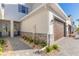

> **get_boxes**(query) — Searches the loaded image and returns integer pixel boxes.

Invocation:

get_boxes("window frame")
[18,4,28,14]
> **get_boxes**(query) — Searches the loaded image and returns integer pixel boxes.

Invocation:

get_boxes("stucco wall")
[21,7,49,34]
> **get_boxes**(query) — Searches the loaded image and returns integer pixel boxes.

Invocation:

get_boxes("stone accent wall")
[21,32,47,42]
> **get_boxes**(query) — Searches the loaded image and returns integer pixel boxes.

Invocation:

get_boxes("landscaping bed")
[22,36,47,49]
[35,43,60,56]
[0,38,7,55]
[22,36,60,55]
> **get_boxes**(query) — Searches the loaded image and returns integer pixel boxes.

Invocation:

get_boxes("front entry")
[14,21,20,36]
[0,20,10,37]
[0,20,20,37]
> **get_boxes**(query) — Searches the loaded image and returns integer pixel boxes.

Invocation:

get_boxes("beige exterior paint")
[21,6,49,34]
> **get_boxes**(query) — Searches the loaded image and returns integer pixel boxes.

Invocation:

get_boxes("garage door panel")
[54,20,64,41]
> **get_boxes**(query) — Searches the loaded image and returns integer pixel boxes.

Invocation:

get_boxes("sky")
[59,3,79,27]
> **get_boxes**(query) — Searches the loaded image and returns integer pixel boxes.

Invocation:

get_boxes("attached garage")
[54,17,66,41]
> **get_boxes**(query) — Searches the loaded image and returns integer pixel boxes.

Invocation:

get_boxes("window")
[18,4,28,14]
[1,4,5,8]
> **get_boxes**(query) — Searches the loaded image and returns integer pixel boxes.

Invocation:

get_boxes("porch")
[0,20,20,37]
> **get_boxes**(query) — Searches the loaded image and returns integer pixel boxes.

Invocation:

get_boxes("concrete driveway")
[56,37,79,56]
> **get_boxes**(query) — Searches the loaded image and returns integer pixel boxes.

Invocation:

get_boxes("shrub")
[0,40,5,46]
[0,47,3,52]
[0,47,3,55]
[45,44,60,53]
[40,41,47,47]
[45,46,52,53]
[52,44,59,50]
[34,39,39,45]
[22,36,27,40]
[29,37,33,43]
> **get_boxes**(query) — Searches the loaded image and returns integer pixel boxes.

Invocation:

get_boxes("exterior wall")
[66,16,73,36]
[21,7,49,41]
[47,4,67,45]
[31,3,42,11]
[25,3,42,13]
[4,4,26,21]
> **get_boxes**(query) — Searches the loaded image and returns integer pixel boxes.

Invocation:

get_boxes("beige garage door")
[54,20,64,41]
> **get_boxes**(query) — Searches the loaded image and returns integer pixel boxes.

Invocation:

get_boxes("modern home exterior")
[0,3,73,45]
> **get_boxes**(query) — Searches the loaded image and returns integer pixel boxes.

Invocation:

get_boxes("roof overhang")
[47,3,68,20]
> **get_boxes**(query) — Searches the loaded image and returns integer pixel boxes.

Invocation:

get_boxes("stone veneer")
[21,32,47,42]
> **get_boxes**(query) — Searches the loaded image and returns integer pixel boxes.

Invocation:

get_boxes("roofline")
[20,3,68,22]
[20,4,46,21]
[55,3,68,18]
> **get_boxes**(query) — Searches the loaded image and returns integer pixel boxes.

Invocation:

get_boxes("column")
[47,11,54,46]
[66,20,69,37]
[10,20,14,38]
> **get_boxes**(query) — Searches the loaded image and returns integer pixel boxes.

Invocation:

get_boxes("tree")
[76,25,79,32]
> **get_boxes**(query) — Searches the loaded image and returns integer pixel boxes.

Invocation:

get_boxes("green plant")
[34,39,39,45]
[45,46,52,53]
[40,41,47,47]
[0,47,3,52]
[45,44,60,53]
[0,47,3,55]
[76,27,79,32]
[29,37,33,43]
[52,44,59,50]
[0,40,5,46]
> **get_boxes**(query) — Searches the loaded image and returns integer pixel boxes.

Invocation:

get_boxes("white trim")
[10,20,14,38]
[47,11,54,46]
[20,4,46,21]
[53,13,66,22]
[55,4,68,18]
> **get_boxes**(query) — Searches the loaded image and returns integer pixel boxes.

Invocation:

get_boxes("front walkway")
[55,37,79,56]
[4,37,41,56]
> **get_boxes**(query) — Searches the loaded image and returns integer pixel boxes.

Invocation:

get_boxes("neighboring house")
[66,15,75,36]
[0,3,73,45]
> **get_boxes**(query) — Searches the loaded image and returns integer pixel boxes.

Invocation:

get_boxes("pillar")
[47,11,54,46]
[10,20,14,38]
[66,20,69,37]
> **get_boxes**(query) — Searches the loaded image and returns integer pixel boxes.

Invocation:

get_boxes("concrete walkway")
[8,37,32,51]
[5,37,41,56]
[55,37,79,56]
